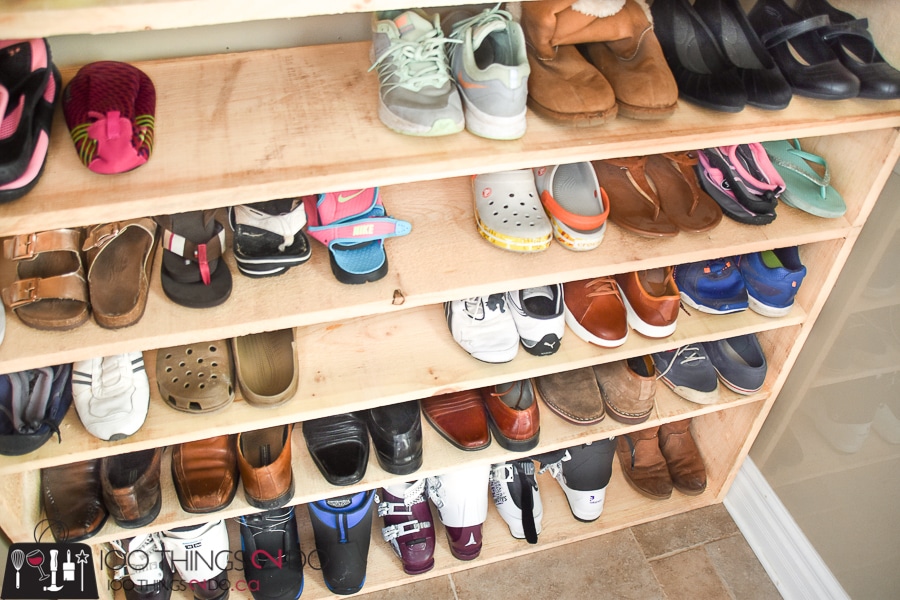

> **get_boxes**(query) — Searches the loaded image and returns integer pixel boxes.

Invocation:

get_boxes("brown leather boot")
[581,0,678,119]
[659,418,707,495]
[616,426,673,499]
[519,0,618,124]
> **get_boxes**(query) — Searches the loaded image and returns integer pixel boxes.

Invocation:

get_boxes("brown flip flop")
[82,218,158,329]
[592,157,678,237]
[645,152,723,233]
[232,328,299,408]
[156,340,235,413]
[1,229,90,330]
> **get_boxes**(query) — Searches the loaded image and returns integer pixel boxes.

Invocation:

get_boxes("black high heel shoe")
[650,0,746,112]
[747,0,859,100]
[692,0,792,110]
[796,0,900,99]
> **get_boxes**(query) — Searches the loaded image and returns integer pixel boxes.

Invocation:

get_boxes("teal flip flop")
[763,139,847,218]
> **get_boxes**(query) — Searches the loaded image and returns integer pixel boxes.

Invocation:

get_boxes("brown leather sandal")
[592,157,678,238]
[83,218,158,329]
[1,229,90,330]
[645,152,723,233]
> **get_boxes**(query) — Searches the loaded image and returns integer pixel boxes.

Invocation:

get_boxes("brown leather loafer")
[421,390,491,451]
[563,277,629,347]
[41,459,108,541]
[101,447,163,528]
[616,427,673,499]
[238,424,294,509]
[535,367,605,425]
[482,379,540,451]
[659,418,707,495]
[172,434,239,513]
[615,267,680,338]
[594,356,657,424]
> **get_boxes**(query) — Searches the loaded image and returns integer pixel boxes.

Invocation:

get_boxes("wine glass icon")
[26,549,50,581]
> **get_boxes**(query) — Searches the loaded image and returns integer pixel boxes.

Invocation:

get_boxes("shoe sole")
[520,333,562,357]
[712,368,763,396]
[378,97,464,137]
[619,292,677,338]
[475,212,552,253]
[747,294,792,318]
[602,398,652,425]
[486,416,539,452]
[461,96,527,141]
[658,375,720,405]
[679,291,747,315]
[115,492,163,529]
[563,308,628,348]
[245,477,294,510]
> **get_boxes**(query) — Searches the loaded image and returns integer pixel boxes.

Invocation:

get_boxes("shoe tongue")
[521,286,553,303]
[394,10,436,42]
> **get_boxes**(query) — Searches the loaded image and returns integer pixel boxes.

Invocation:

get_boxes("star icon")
[75,550,89,565]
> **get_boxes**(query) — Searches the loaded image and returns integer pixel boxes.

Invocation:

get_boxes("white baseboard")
[723,458,850,600]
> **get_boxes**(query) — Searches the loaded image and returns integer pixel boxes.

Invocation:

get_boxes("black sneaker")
[239,507,304,600]
[307,490,375,595]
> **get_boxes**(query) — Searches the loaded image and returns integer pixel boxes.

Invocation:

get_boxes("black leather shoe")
[364,400,423,476]
[796,0,900,99]
[239,507,304,600]
[302,413,369,486]
[692,0,792,110]
[650,0,747,112]
[748,0,859,100]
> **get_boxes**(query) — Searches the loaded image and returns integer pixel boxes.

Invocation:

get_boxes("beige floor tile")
[452,529,664,600]
[362,574,457,600]
[650,546,733,600]
[706,534,782,600]
[631,503,739,559]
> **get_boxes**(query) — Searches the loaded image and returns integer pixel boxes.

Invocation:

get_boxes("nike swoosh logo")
[457,71,486,90]
[337,189,366,203]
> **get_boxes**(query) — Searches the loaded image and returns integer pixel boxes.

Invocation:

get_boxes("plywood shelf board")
[3,41,900,237]
[0,173,841,374]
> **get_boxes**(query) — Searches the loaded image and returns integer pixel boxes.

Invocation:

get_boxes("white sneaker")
[473,170,552,253]
[161,520,230,596]
[538,439,616,523]
[533,163,608,251]
[507,285,565,356]
[427,463,489,560]
[445,294,519,363]
[72,352,149,441]
[110,532,172,594]
[490,459,542,542]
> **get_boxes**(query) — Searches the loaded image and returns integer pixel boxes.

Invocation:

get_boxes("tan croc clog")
[156,340,234,413]
[82,218,158,329]
[1,228,90,330]
[232,328,299,408]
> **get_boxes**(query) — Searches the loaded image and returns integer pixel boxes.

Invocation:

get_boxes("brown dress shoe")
[482,379,540,451]
[659,418,707,495]
[535,367,605,425]
[41,459,108,541]
[563,277,629,347]
[616,427,673,499]
[594,356,656,424]
[581,0,678,120]
[615,267,680,338]
[101,447,163,528]
[172,434,239,513]
[421,390,491,451]
[238,424,294,509]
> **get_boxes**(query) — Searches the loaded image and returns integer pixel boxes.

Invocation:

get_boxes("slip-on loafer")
[364,400,423,476]
[172,434,240,513]
[238,424,295,509]
[303,413,369,486]
[41,458,108,542]
[101,447,163,528]
[482,379,540,452]
[420,390,491,451]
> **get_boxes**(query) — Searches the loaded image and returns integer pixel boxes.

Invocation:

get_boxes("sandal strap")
[83,218,157,252]
[2,272,89,309]
[3,229,82,261]
[161,221,226,286]
[540,187,609,232]
[760,14,830,49]
[659,152,704,215]
[821,18,873,43]
[604,156,661,219]
[231,201,307,250]
[768,140,831,197]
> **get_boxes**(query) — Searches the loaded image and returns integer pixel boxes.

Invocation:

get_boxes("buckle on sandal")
[3,278,40,308]
[83,223,121,251]
[4,233,38,260]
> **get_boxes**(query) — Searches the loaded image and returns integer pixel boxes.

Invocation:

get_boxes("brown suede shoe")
[238,424,294,509]
[172,434,239,513]
[616,427,673,499]
[581,0,678,120]
[101,447,163,528]
[421,389,491,451]
[615,267,680,338]
[659,418,707,495]
[482,379,540,451]
[41,459,108,542]
[594,356,656,424]
[520,0,618,124]
[535,367,605,425]
[563,276,629,347]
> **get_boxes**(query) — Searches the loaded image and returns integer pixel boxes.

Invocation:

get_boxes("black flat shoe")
[692,0,792,110]
[796,0,900,99]
[302,413,369,486]
[364,400,423,476]
[747,0,859,100]
[650,0,746,112]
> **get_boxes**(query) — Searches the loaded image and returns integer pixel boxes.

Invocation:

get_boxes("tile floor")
[364,503,782,600]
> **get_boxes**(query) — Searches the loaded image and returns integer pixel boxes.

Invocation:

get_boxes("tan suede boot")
[581,0,678,119]
[519,0,619,125]
[658,418,708,495]
[616,426,673,499]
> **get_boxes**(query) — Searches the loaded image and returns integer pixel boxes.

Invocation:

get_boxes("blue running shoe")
[702,334,767,394]
[307,490,376,596]
[738,247,806,317]
[652,345,719,405]
[674,258,748,314]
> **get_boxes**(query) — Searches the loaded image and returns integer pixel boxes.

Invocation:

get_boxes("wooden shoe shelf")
[1,2,899,598]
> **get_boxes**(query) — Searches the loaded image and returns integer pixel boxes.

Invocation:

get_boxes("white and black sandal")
[229,198,311,278]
